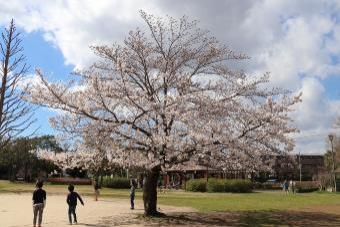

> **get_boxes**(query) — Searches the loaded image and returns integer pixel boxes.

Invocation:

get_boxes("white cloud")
[0,0,339,154]
[291,78,340,154]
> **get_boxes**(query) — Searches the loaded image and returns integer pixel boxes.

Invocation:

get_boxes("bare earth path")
[3,193,340,226]
[0,193,194,227]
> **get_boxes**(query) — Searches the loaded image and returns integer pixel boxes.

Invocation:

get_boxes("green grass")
[158,190,340,212]
[1,180,340,213]
[3,180,340,225]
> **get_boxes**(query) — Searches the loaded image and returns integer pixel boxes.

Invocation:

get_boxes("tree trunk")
[143,165,161,216]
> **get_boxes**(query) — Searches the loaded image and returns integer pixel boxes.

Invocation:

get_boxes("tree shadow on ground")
[137,210,340,226]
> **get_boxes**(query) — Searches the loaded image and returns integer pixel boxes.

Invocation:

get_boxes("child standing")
[32,180,46,227]
[130,179,137,210]
[66,184,84,225]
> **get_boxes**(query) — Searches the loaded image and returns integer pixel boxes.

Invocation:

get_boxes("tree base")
[143,165,161,216]
[143,211,166,217]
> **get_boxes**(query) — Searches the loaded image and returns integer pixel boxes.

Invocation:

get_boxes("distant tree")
[323,135,340,189]
[324,150,335,171]
[31,135,63,153]
[324,135,340,169]
[0,136,60,181]
[0,19,35,148]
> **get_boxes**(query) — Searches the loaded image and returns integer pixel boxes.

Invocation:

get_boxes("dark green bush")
[207,178,224,192]
[186,178,252,193]
[223,179,252,193]
[102,177,130,189]
[227,179,252,193]
[186,178,207,192]
[296,188,319,193]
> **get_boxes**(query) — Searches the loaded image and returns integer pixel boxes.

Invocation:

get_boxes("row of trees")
[0,136,60,181]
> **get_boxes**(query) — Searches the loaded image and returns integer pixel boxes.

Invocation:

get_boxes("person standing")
[94,179,100,201]
[32,180,46,227]
[289,180,296,194]
[130,179,137,210]
[66,184,84,225]
[283,180,289,194]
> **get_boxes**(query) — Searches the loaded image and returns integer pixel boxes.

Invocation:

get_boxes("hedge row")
[102,177,130,189]
[253,180,320,192]
[186,178,252,193]
[47,177,92,185]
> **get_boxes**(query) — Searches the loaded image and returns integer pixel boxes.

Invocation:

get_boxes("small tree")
[324,135,340,189]
[27,12,300,216]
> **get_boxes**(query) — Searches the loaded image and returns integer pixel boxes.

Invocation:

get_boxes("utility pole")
[329,134,336,192]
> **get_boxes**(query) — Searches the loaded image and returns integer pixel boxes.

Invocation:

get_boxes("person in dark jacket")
[130,179,137,210]
[32,180,46,227]
[66,184,84,225]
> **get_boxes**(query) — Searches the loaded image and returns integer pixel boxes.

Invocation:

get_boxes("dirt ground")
[0,193,194,227]
[2,193,340,226]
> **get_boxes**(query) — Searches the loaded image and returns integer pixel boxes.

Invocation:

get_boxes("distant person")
[142,177,146,189]
[157,177,165,193]
[139,176,144,189]
[94,179,100,201]
[130,179,137,210]
[32,180,46,227]
[283,180,289,194]
[289,180,296,194]
[67,184,84,225]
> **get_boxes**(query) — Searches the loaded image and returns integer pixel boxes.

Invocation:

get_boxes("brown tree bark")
[143,165,161,216]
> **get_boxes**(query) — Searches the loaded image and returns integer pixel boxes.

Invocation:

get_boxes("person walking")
[32,180,46,227]
[66,184,84,225]
[130,179,137,210]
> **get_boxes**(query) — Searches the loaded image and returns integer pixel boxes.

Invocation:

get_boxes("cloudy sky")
[0,0,339,154]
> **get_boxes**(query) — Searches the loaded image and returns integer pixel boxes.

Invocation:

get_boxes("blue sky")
[0,0,340,154]
[323,76,340,100]
[21,31,73,136]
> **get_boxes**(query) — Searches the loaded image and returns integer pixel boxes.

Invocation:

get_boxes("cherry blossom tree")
[35,126,118,181]
[26,11,301,216]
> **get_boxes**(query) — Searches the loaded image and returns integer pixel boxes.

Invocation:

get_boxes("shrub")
[261,183,283,190]
[102,177,130,189]
[186,178,252,193]
[224,179,252,193]
[295,181,320,193]
[186,179,207,192]
[252,181,262,189]
[47,177,92,185]
[207,179,224,192]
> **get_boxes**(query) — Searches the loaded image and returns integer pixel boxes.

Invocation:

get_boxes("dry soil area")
[0,193,194,227]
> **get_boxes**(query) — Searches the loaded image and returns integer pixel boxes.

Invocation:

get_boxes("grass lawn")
[158,190,340,212]
[2,180,340,226]
[1,180,340,212]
